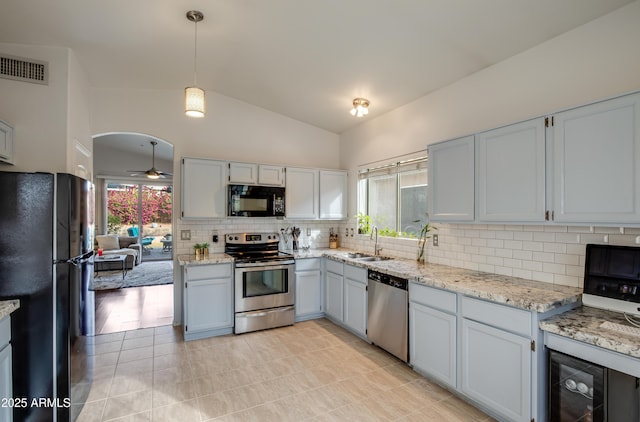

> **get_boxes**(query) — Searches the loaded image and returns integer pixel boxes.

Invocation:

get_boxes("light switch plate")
[180,230,191,240]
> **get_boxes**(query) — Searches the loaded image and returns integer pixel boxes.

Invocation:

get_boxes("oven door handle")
[235,261,295,270]
[238,306,295,318]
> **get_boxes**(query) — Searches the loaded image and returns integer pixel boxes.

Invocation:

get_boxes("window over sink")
[358,155,428,237]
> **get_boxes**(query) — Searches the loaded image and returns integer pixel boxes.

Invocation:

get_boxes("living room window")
[357,155,428,237]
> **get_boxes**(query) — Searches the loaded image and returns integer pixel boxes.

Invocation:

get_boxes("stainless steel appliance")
[0,172,95,422]
[228,184,285,217]
[225,233,295,333]
[367,270,408,362]
[549,350,639,421]
[582,243,640,316]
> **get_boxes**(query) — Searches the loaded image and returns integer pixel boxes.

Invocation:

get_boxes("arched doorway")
[92,132,175,334]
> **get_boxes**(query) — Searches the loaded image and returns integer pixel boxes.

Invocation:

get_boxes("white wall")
[90,88,340,170]
[338,1,640,288]
[67,50,93,178]
[0,43,70,173]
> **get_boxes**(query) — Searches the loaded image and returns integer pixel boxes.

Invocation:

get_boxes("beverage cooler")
[548,350,640,421]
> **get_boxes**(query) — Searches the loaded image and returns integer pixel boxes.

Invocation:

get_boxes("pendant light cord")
[193,18,198,86]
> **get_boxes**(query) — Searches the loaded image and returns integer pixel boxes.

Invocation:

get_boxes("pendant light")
[185,10,205,118]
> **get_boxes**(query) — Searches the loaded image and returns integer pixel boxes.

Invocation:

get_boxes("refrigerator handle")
[55,250,94,266]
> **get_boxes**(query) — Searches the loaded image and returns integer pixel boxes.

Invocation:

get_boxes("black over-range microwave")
[228,184,285,217]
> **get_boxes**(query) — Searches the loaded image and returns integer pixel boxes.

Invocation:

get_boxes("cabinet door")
[286,167,319,219]
[0,344,12,422]
[461,318,531,422]
[476,119,546,222]
[319,170,347,219]
[324,271,343,321]
[344,277,367,337]
[0,120,13,164]
[184,267,233,333]
[259,165,285,186]
[552,92,640,224]
[229,162,258,184]
[428,136,475,222]
[181,158,227,218]
[410,302,457,388]
[295,270,322,319]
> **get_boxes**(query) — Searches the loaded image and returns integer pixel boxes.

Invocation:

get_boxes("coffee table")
[94,254,128,280]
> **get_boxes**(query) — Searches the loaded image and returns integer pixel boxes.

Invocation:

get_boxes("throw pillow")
[96,235,119,251]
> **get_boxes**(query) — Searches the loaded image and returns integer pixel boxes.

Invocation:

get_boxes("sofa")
[95,235,142,270]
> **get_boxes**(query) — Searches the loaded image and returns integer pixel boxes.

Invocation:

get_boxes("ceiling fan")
[128,140,172,179]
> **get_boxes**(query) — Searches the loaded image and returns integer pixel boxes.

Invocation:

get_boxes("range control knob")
[228,236,233,241]
[234,236,239,240]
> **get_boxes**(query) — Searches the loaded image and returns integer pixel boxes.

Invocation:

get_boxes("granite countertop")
[177,247,581,314]
[177,253,234,266]
[540,306,640,358]
[319,249,581,313]
[0,300,20,320]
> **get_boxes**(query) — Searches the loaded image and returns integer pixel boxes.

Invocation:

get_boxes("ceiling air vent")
[0,54,48,85]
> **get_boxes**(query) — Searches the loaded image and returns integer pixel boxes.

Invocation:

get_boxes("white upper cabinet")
[550,92,640,224]
[319,170,347,220]
[476,119,546,222]
[229,162,285,186]
[286,167,319,219]
[428,136,475,222]
[228,162,257,184]
[181,158,227,218]
[0,120,14,165]
[258,165,285,186]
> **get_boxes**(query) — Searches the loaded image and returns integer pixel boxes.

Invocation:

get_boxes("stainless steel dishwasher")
[367,270,408,362]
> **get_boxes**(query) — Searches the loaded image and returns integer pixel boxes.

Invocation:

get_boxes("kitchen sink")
[357,256,392,261]
[345,252,371,259]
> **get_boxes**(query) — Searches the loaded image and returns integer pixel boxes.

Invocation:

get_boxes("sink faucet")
[370,226,382,256]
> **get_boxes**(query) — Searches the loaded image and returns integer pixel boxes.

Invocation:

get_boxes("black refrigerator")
[0,171,95,422]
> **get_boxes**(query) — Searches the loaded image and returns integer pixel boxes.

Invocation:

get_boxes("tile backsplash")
[177,218,640,289]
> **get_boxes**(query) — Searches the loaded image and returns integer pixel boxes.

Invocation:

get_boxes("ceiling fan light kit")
[128,140,172,179]
[185,10,205,118]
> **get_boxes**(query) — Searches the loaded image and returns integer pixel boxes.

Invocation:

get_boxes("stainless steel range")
[225,233,295,334]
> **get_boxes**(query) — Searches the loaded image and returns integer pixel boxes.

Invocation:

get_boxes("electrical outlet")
[180,230,191,240]
[212,230,219,243]
[433,234,439,246]
[306,228,311,236]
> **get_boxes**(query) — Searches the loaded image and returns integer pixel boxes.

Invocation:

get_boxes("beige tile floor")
[75,319,495,421]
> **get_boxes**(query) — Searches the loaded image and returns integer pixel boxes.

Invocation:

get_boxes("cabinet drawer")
[410,282,457,314]
[186,264,232,280]
[295,258,321,272]
[325,259,343,275]
[461,296,531,337]
[0,316,10,348]
[344,264,367,283]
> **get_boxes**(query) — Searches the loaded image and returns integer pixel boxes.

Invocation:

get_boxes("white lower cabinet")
[183,263,233,341]
[343,264,367,338]
[295,258,323,321]
[409,283,457,389]
[324,261,344,322]
[461,297,533,422]
[323,259,368,338]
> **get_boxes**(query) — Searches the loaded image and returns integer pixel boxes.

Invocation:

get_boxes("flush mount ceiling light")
[350,98,370,117]
[185,10,205,118]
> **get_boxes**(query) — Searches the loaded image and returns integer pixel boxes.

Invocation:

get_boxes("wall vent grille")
[0,54,48,85]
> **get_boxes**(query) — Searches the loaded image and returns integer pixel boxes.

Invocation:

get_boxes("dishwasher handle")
[368,270,408,290]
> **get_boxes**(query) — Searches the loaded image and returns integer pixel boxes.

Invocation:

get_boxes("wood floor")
[94,284,174,335]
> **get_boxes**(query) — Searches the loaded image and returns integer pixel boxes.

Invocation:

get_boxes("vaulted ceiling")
[0,0,634,133]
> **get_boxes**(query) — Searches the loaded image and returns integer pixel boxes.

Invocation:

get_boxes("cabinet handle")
[545,210,549,221]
